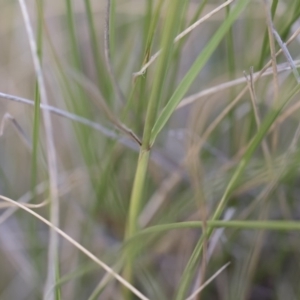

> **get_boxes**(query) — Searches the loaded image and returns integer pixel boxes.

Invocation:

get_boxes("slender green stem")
[84,0,112,100]
[123,1,184,298]
[125,150,150,237]
[109,0,116,59]
[257,0,278,69]
[130,220,300,239]
[142,0,183,149]
[225,1,237,154]
[31,0,43,201]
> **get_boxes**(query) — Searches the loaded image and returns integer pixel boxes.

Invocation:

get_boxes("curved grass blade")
[129,220,300,241]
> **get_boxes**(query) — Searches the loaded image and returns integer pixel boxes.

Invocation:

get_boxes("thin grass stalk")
[257,0,278,69]
[244,68,272,168]
[130,219,300,241]
[134,0,233,78]
[259,0,300,70]
[185,262,231,300]
[31,0,43,196]
[164,1,189,102]
[65,0,81,70]
[225,1,237,155]
[119,1,155,125]
[0,195,149,300]
[27,0,46,286]
[55,2,104,208]
[104,0,125,104]
[137,0,163,118]
[17,1,60,299]
[83,0,112,99]
[109,0,116,59]
[123,1,184,297]
[238,199,270,299]
[263,0,279,151]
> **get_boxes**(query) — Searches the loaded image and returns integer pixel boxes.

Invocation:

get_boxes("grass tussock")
[0,0,300,299]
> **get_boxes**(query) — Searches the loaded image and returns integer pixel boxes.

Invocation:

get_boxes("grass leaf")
[150,0,250,145]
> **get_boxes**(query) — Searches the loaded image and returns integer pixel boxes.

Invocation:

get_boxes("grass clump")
[0,1,300,299]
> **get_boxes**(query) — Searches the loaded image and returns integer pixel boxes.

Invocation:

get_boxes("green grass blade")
[257,0,278,69]
[131,220,300,240]
[31,0,43,194]
[29,0,47,289]
[150,0,250,145]
[142,0,160,62]
[142,0,185,149]
[83,0,112,100]
[122,0,163,129]
[109,0,116,60]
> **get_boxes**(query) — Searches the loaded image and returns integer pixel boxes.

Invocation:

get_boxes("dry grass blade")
[271,100,300,131]
[0,92,182,175]
[133,0,234,77]
[244,68,271,167]
[0,182,48,225]
[185,262,231,300]
[175,0,234,42]
[0,199,48,209]
[87,261,123,300]
[239,121,300,221]
[0,92,141,148]
[191,27,300,155]
[17,1,59,298]
[0,194,149,300]
[69,71,141,145]
[0,112,31,149]
[0,171,82,227]
[263,0,300,83]
[138,170,182,227]
[272,29,300,83]
[177,60,300,109]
